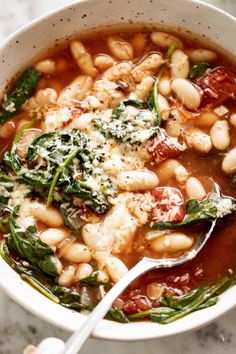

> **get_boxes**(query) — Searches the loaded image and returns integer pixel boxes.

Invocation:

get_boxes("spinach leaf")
[0,68,41,125]
[147,79,161,126]
[79,270,110,287]
[111,99,147,120]
[128,274,236,324]
[60,202,85,233]
[151,195,236,229]
[189,63,211,79]
[106,307,129,323]
[8,208,59,276]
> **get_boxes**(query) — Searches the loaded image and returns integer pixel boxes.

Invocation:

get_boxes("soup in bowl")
[0,0,236,340]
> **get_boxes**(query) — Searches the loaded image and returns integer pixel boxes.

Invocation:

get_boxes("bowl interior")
[0,0,236,340]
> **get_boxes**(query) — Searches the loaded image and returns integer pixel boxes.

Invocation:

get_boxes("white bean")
[35,59,56,74]
[94,54,115,71]
[74,263,93,281]
[105,256,128,283]
[135,76,155,100]
[170,49,190,79]
[174,165,189,183]
[28,202,64,227]
[187,49,217,63]
[159,75,171,96]
[58,265,75,287]
[151,31,183,48]
[107,35,133,60]
[210,120,230,151]
[146,283,164,300]
[117,170,159,191]
[197,111,219,127]
[150,232,193,252]
[35,88,57,107]
[156,159,181,181]
[103,61,132,81]
[187,128,212,154]
[185,177,206,200]
[132,53,165,82]
[70,40,98,78]
[96,270,109,283]
[158,94,170,120]
[230,113,236,128]
[171,78,201,110]
[63,242,91,263]
[39,228,69,246]
[165,110,182,137]
[57,75,93,106]
[222,148,236,174]
[132,33,147,55]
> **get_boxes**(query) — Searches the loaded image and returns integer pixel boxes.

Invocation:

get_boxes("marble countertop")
[0,0,236,353]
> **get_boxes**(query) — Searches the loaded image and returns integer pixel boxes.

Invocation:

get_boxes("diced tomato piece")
[146,131,186,165]
[197,67,236,107]
[150,187,185,222]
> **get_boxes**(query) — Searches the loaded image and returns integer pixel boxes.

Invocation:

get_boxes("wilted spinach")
[151,195,236,229]
[0,68,41,125]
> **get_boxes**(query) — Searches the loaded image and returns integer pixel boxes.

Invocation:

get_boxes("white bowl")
[0,0,236,341]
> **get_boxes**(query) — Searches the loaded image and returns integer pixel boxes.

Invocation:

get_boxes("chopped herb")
[189,63,211,79]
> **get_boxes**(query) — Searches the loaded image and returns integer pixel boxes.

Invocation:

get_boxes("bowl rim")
[0,0,236,341]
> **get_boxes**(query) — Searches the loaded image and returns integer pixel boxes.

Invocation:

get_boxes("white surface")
[0,0,236,353]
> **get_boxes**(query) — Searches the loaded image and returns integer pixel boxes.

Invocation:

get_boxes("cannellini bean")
[197,111,219,127]
[35,59,56,74]
[146,283,165,300]
[156,159,181,181]
[63,242,91,263]
[135,76,155,100]
[39,228,69,246]
[222,148,236,174]
[58,265,75,287]
[57,75,93,106]
[175,165,189,184]
[170,49,190,79]
[117,170,159,191]
[158,94,170,120]
[102,61,133,81]
[151,31,183,48]
[74,263,93,281]
[132,53,165,82]
[210,120,230,151]
[27,202,64,227]
[105,256,128,283]
[97,270,109,283]
[16,128,42,159]
[187,48,217,63]
[159,74,171,96]
[214,105,229,117]
[171,78,201,110]
[150,232,193,252]
[185,177,206,200]
[131,33,147,55]
[165,116,182,138]
[70,40,98,78]
[107,35,133,60]
[94,54,115,71]
[35,88,58,107]
[0,120,16,139]
[187,128,212,154]
[230,113,236,128]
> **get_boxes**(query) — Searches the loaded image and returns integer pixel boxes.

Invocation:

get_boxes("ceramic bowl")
[0,0,236,341]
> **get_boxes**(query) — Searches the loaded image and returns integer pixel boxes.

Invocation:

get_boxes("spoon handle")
[64,258,154,354]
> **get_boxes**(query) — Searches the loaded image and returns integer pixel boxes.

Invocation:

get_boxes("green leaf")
[189,63,211,79]
[160,287,206,310]
[79,270,110,287]
[147,79,161,126]
[151,195,236,229]
[60,202,85,233]
[0,68,41,125]
[106,307,129,323]
[8,208,59,276]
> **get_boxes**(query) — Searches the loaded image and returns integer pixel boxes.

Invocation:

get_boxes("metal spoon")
[36,182,221,354]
